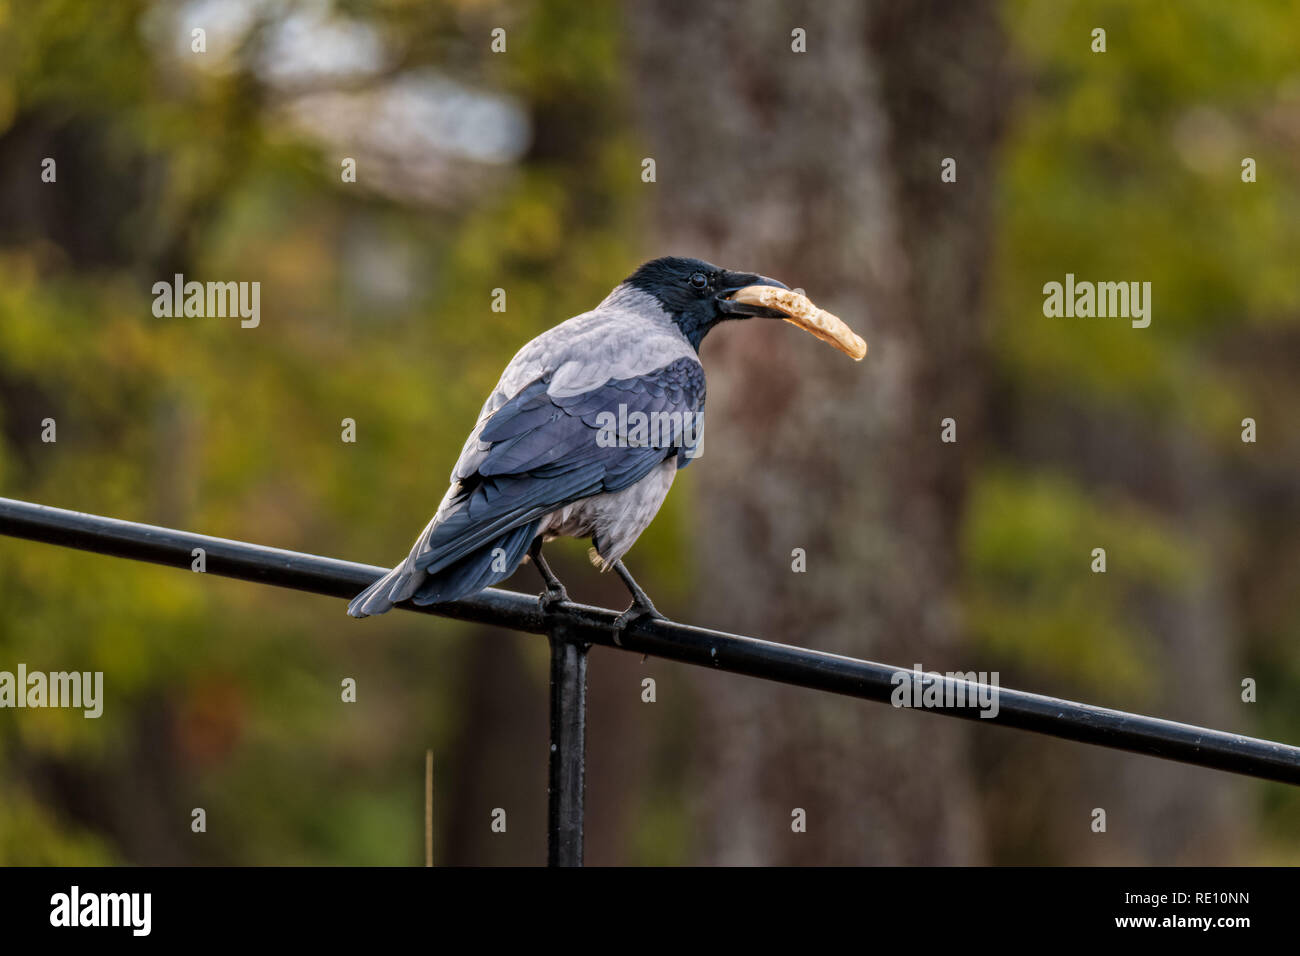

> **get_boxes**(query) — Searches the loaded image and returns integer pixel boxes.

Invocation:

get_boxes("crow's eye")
[689,272,708,290]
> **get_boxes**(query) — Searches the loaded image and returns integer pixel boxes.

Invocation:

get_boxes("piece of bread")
[730,286,867,361]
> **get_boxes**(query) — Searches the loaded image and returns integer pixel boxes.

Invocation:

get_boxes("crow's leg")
[528,538,569,610]
[612,559,664,629]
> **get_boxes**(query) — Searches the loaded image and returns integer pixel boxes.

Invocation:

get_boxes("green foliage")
[0,790,112,865]
[962,468,1196,697]
[988,0,1300,859]
[0,0,663,865]
[997,0,1300,417]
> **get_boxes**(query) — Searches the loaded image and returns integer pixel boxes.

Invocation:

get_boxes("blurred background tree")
[0,0,1296,864]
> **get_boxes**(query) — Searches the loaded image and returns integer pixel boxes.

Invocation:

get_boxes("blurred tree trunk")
[627,0,1006,863]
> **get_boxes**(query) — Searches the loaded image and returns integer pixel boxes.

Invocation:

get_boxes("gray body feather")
[348,286,705,617]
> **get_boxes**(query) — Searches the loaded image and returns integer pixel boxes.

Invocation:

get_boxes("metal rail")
[3,495,1298,866]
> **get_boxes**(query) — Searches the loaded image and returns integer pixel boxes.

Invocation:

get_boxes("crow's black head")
[625,256,789,350]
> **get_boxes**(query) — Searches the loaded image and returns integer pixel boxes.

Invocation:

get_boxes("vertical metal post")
[546,625,588,867]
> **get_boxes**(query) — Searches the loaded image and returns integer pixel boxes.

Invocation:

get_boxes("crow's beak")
[716,273,789,319]
[720,279,867,360]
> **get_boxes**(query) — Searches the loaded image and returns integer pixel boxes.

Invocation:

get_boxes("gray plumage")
[347,285,704,617]
[349,256,797,620]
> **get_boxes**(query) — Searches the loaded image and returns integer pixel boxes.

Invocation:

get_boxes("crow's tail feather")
[411,520,537,605]
[347,520,540,618]
[347,563,408,618]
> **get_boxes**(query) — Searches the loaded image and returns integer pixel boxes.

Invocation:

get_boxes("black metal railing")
[3,495,1299,866]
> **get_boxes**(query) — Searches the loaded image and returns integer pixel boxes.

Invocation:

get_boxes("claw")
[539,586,569,613]
[613,598,664,631]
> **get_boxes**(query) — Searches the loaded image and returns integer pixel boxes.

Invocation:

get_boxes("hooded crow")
[348,256,865,625]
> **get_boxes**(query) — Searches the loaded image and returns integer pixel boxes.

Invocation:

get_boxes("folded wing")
[347,352,705,615]
[413,354,705,577]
